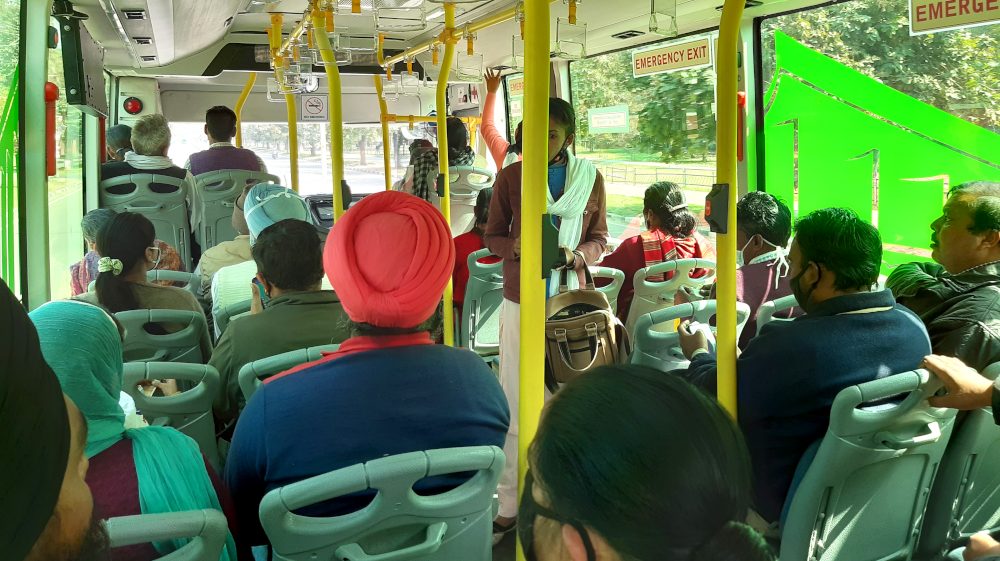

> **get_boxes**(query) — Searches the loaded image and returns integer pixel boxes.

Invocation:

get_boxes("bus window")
[569,34,718,252]
[47,20,85,300]
[760,0,1000,272]
[0,0,19,294]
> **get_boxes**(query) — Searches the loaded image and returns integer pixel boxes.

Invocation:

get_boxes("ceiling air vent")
[612,30,646,40]
[140,55,157,62]
[133,36,152,45]
[122,9,147,20]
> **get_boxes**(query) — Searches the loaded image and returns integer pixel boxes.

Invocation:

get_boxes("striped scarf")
[641,229,680,282]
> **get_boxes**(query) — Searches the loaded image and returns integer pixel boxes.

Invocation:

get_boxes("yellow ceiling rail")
[373,74,393,192]
[437,2,458,348]
[714,0,747,418]
[383,0,559,67]
[234,72,257,148]
[312,6,347,220]
[517,0,550,559]
[383,114,480,124]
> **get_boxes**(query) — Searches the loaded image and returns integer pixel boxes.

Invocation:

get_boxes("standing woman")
[75,211,203,318]
[599,182,713,322]
[484,97,608,541]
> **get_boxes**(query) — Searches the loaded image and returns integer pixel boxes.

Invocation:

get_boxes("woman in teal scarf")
[30,300,239,561]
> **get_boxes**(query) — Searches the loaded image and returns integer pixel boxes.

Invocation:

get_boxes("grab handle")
[877,421,941,450]
[334,522,446,561]
[124,204,164,212]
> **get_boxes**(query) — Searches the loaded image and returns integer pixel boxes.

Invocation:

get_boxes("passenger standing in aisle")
[483,97,608,541]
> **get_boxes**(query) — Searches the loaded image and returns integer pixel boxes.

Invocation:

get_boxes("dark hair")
[794,207,882,290]
[644,182,696,238]
[507,121,523,155]
[530,366,773,561]
[474,187,494,226]
[951,181,1000,234]
[446,117,469,154]
[549,98,576,136]
[205,105,238,141]
[106,124,132,152]
[737,191,792,247]
[251,219,325,291]
[95,212,155,313]
[81,208,117,244]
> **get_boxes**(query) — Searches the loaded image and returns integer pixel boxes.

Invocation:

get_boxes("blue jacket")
[225,336,510,544]
[682,290,930,521]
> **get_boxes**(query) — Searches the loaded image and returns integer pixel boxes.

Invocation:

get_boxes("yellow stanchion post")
[313,7,347,220]
[437,2,458,347]
[234,72,257,148]
[517,0,549,559]
[285,90,299,192]
[714,0,746,417]
[373,75,392,191]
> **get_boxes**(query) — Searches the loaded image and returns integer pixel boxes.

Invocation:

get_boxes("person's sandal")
[493,519,517,546]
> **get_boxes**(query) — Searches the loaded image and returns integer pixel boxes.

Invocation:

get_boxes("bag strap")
[553,323,606,374]
[557,262,597,293]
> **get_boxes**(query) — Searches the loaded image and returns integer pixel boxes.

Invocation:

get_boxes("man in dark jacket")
[887,181,1000,371]
[678,207,931,522]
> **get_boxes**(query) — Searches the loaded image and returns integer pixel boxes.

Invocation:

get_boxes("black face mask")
[790,261,820,313]
[518,471,596,561]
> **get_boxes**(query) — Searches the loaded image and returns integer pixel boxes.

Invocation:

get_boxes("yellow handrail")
[383,0,560,67]
[383,114,481,125]
[714,0,746,417]
[313,7,346,219]
[373,75,392,191]
[517,0,549,559]
[437,3,458,348]
[285,92,299,191]
[234,72,257,148]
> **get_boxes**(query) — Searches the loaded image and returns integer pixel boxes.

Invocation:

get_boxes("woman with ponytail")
[76,211,203,319]
[599,181,715,322]
[519,365,775,561]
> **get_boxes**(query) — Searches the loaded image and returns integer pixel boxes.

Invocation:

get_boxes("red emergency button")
[123,97,143,115]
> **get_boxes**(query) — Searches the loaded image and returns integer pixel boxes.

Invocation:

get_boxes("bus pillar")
[437,2,458,348]
[713,0,747,418]
[313,7,346,220]
[517,0,551,559]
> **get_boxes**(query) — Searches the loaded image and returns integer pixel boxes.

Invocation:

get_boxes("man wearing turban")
[0,278,110,560]
[225,192,510,544]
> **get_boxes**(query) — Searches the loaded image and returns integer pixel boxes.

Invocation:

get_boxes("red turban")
[325,191,455,328]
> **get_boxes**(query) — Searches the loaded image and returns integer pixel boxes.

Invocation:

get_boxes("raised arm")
[482,69,511,171]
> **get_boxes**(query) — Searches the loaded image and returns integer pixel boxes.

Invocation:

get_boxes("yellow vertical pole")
[271,13,299,191]
[373,75,392,191]
[714,0,746,417]
[517,0,549,559]
[438,3,458,347]
[313,7,346,219]
[234,72,257,148]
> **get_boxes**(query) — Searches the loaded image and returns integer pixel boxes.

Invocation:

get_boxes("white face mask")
[147,246,162,269]
[736,237,754,268]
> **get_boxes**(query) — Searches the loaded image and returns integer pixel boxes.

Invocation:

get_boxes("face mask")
[518,471,596,561]
[147,246,162,270]
[548,141,570,167]
[790,261,820,313]
[736,237,754,268]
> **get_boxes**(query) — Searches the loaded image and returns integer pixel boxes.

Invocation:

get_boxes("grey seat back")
[213,299,252,341]
[259,446,505,561]
[106,509,229,561]
[123,362,221,469]
[757,294,798,335]
[629,300,750,373]
[194,170,279,250]
[445,166,495,235]
[238,344,341,403]
[99,174,192,270]
[917,362,1000,558]
[590,266,626,316]
[115,309,212,364]
[779,370,958,561]
[624,258,717,339]
[459,248,503,356]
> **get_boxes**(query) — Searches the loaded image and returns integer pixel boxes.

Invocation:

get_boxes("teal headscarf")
[244,183,310,246]
[30,300,237,561]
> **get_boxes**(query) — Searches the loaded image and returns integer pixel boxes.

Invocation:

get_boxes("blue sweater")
[225,338,510,544]
[682,289,930,521]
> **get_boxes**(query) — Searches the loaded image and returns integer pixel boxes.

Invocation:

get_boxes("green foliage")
[761,0,1000,130]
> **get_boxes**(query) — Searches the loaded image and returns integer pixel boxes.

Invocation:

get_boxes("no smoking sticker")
[300,94,328,121]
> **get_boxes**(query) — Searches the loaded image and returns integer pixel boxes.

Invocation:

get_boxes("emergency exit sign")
[632,37,712,78]
[910,0,1000,34]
